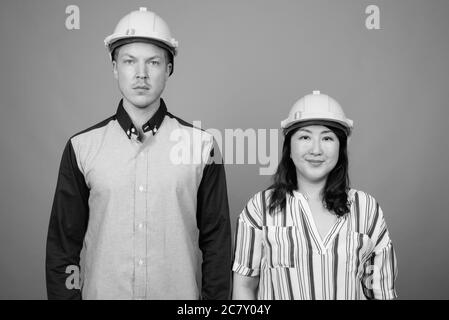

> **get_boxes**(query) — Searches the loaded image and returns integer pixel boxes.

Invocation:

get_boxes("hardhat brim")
[109,37,176,58]
[283,119,351,137]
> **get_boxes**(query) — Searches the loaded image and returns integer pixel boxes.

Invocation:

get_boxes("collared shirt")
[46,99,231,300]
[233,189,398,300]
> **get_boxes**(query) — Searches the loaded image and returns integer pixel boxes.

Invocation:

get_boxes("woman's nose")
[310,139,323,155]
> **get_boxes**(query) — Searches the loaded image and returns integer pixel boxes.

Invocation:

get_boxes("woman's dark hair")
[267,124,350,216]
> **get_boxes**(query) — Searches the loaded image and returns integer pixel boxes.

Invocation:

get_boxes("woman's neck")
[297,178,326,202]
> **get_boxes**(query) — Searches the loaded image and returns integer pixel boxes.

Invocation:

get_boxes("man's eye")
[123,60,133,64]
[150,60,160,65]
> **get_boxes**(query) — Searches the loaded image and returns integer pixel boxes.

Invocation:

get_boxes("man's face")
[113,42,172,109]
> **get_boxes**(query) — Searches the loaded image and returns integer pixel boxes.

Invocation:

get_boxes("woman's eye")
[323,136,334,141]
[299,136,310,140]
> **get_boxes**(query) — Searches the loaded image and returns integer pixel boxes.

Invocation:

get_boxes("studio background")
[1,0,448,299]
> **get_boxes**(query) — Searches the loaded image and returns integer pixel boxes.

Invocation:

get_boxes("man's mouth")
[133,85,150,90]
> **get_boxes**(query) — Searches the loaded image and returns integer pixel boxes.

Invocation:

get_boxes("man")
[46,7,231,300]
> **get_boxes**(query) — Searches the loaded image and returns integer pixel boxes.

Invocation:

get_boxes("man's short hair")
[111,39,174,74]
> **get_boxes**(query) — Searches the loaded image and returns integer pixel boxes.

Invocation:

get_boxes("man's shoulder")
[69,115,116,142]
[164,111,214,140]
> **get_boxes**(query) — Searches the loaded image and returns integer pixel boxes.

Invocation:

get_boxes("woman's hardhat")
[281,90,354,136]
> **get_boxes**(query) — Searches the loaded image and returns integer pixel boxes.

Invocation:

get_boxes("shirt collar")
[115,98,168,140]
[291,189,355,205]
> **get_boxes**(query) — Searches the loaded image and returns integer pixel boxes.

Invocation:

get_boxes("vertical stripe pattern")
[232,189,398,300]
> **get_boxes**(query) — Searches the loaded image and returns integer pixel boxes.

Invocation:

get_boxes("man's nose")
[136,62,148,79]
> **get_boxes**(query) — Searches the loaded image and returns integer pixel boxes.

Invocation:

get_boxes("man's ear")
[166,62,173,78]
[112,60,118,80]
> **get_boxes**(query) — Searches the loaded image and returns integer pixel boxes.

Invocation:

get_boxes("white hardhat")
[281,90,354,136]
[104,7,178,74]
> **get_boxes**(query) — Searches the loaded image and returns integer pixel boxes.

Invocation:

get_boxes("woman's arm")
[232,272,259,300]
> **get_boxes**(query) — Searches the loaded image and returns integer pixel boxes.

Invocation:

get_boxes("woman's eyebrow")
[298,129,334,134]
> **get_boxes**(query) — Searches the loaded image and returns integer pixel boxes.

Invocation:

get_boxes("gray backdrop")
[1,0,448,299]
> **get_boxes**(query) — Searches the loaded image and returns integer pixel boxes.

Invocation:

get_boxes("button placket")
[133,149,147,299]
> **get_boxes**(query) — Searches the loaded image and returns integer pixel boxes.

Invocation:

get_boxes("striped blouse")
[232,189,398,300]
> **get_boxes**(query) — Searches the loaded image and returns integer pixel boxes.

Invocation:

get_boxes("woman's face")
[290,125,340,184]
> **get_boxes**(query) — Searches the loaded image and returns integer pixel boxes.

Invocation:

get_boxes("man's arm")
[46,140,89,299]
[196,142,232,300]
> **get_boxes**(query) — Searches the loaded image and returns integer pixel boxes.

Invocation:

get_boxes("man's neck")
[122,98,161,130]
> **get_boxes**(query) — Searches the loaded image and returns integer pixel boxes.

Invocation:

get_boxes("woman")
[232,91,397,300]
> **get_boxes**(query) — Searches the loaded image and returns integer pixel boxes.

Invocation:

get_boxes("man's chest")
[83,143,202,196]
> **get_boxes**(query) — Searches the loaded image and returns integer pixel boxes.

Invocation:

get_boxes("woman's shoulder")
[238,190,273,229]
[242,188,278,215]
[348,188,379,204]
[246,188,275,204]
[348,188,384,223]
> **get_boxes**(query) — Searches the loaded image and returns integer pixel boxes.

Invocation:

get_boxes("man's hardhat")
[104,7,178,74]
[281,90,354,136]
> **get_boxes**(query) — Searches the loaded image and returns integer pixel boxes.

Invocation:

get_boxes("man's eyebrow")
[120,53,135,59]
[120,53,163,61]
[146,55,163,61]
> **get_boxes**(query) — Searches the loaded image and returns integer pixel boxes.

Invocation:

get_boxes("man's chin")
[133,103,153,109]
[126,96,159,109]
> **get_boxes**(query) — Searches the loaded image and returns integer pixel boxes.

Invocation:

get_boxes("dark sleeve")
[197,141,232,300]
[46,140,89,300]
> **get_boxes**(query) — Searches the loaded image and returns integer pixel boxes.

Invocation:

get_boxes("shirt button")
[138,223,144,229]
[138,185,144,192]
[138,259,144,266]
